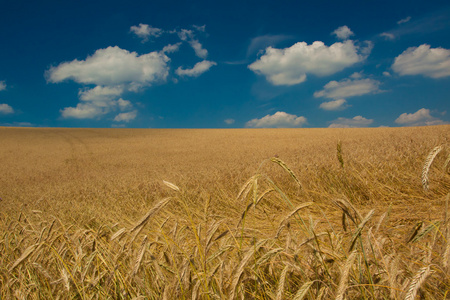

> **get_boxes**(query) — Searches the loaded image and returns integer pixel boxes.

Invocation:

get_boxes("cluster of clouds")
[244,22,449,128]
[244,108,446,128]
[395,108,447,126]
[4,18,449,128]
[46,24,216,121]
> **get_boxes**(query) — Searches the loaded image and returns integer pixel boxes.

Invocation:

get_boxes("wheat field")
[1,125,449,299]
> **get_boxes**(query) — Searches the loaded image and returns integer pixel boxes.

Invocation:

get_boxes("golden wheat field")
[1,125,450,299]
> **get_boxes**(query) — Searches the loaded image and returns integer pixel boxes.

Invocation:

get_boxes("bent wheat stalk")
[422,145,443,191]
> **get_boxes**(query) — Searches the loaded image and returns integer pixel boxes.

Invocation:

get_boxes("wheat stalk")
[422,145,443,191]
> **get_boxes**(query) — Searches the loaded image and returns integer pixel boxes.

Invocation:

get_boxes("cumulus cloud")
[329,116,373,128]
[246,111,307,128]
[332,26,354,40]
[114,110,137,122]
[46,46,170,87]
[379,32,395,40]
[397,16,411,25]
[176,60,216,77]
[395,108,447,126]
[51,25,214,122]
[248,40,370,86]
[78,85,124,102]
[314,76,381,99]
[392,44,450,78]
[130,24,162,42]
[0,103,14,114]
[0,81,6,91]
[319,99,349,111]
[224,118,235,125]
[60,103,104,119]
[383,71,391,77]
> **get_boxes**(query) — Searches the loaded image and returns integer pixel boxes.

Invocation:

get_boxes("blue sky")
[0,0,449,128]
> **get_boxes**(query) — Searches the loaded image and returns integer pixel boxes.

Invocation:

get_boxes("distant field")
[1,126,449,299]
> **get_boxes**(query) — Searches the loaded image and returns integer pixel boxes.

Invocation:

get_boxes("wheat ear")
[9,243,38,272]
[131,235,148,276]
[275,265,290,300]
[422,145,443,191]
[270,157,302,188]
[405,265,432,300]
[229,239,267,299]
[130,197,172,233]
[335,250,358,300]
[293,281,314,300]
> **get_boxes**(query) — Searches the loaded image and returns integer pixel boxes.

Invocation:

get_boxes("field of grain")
[1,126,449,299]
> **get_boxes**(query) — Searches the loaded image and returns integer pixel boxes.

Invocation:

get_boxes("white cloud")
[130,24,162,42]
[0,103,14,114]
[329,116,373,128]
[0,81,6,91]
[246,111,307,128]
[78,85,124,102]
[379,32,395,40]
[224,118,235,125]
[61,85,134,119]
[392,44,450,78]
[248,40,370,86]
[117,98,132,110]
[46,46,170,87]
[383,71,391,77]
[176,28,209,58]
[176,60,216,77]
[177,29,194,41]
[319,99,349,111]
[397,16,411,25]
[162,43,182,54]
[114,110,137,122]
[189,40,208,59]
[395,108,447,126]
[314,77,381,99]
[332,26,354,40]
[60,103,104,119]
